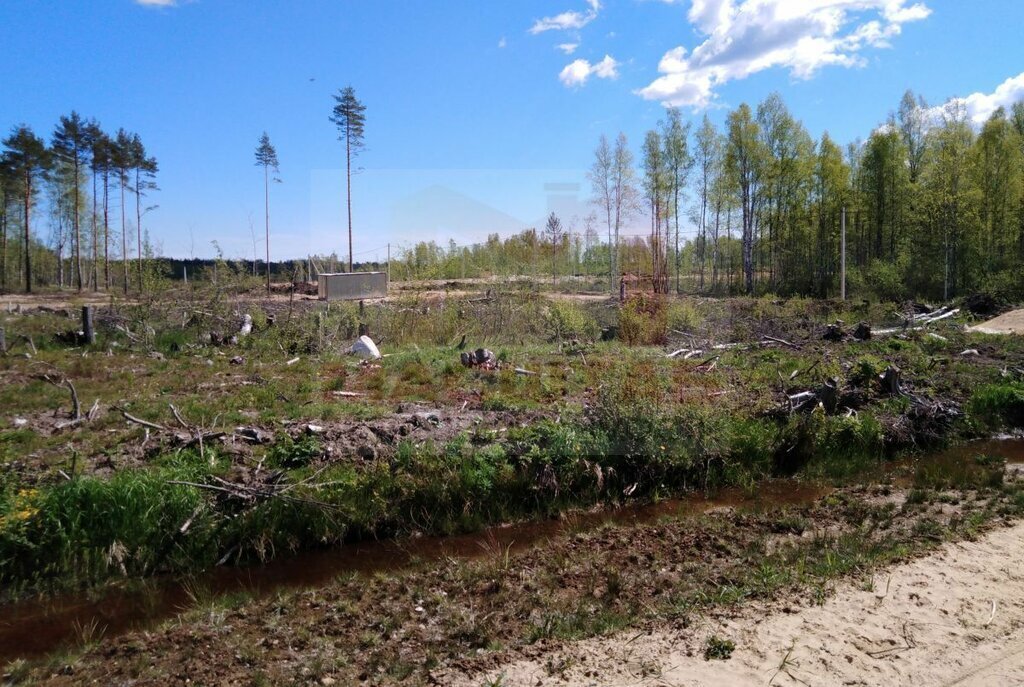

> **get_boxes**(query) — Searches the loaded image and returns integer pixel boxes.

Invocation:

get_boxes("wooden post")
[386,243,390,283]
[840,206,846,301]
[82,306,96,345]
[0,326,6,354]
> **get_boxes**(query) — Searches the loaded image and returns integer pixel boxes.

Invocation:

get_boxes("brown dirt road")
[454,518,1024,687]
[970,308,1024,335]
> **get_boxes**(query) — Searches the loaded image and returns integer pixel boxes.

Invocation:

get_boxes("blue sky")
[2,0,1023,260]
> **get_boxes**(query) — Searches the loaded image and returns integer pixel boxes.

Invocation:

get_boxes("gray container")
[317,272,388,301]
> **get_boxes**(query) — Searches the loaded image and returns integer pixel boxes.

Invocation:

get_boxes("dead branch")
[763,335,799,349]
[32,362,81,420]
[118,408,167,431]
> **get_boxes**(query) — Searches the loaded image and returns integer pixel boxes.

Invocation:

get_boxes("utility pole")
[386,243,390,283]
[840,206,846,301]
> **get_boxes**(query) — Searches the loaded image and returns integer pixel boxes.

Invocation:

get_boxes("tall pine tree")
[329,87,366,272]
[254,132,280,293]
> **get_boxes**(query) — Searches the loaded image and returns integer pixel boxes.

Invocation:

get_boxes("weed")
[266,433,322,468]
[704,635,736,660]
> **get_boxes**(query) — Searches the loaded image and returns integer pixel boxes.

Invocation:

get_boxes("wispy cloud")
[529,0,601,34]
[559,54,619,88]
[135,0,179,6]
[558,43,580,55]
[498,37,508,49]
[638,0,931,108]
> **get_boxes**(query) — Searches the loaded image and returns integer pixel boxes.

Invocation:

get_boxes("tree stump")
[82,306,96,345]
[853,322,872,340]
[823,323,845,341]
[878,365,903,396]
[817,377,840,413]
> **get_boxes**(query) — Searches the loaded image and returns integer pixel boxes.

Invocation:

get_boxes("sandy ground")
[969,308,1024,335]
[452,519,1024,687]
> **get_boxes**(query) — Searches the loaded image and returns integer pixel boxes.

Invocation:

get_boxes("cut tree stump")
[853,322,872,340]
[879,365,903,396]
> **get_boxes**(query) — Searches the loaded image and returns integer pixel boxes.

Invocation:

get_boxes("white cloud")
[558,43,580,55]
[934,72,1024,126]
[638,0,931,108]
[135,0,178,6]
[529,0,601,34]
[498,37,508,48]
[559,55,619,87]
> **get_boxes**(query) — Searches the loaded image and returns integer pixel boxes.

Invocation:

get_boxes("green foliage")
[967,383,1024,430]
[542,300,599,341]
[266,434,323,468]
[786,412,886,479]
[667,300,702,332]
[704,635,736,660]
[618,295,668,346]
[849,355,887,387]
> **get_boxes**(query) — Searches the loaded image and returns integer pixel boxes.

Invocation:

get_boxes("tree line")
[0,112,158,294]
[397,91,1024,302]
[593,90,1024,301]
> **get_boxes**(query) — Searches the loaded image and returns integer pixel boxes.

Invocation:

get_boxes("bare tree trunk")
[1,205,7,293]
[120,179,128,295]
[91,167,99,290]
[136,169,143,293]
[103,170,110,290]
[265,164,271,293]
[23,171,32,294]
[346,129,353,272]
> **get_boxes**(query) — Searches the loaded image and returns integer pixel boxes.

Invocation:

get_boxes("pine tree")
[0,158,11,293]
[2,126,50,293]
[129,133,158,293]
[329,86,366,272]
[88,125,113,290]
[112,129,133,294]
[254,132,280,293]
[51,112,92,292]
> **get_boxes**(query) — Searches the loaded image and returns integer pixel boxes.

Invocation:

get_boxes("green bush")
[266,433,323,467]
[542,300,599,341]
[618,295,668,346]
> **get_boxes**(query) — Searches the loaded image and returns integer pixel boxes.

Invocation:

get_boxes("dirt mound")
[969,308,1024,334]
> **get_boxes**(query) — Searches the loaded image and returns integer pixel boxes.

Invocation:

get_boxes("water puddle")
[0,478,828,664]
[931,435,1024,464]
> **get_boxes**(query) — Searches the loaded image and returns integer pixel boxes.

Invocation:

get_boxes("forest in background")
[3,90,1024,302]
[396,91,1024,303]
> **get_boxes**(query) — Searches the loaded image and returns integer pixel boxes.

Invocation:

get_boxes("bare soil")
[457,517,1024,687]
[970,308,1024,335]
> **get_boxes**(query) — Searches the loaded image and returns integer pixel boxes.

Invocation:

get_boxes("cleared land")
[1,281,1023,684]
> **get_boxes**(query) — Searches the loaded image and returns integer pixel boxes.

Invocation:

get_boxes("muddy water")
[0,480,829,664]
[932,435,1024,465]
[4,437,1023,665]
